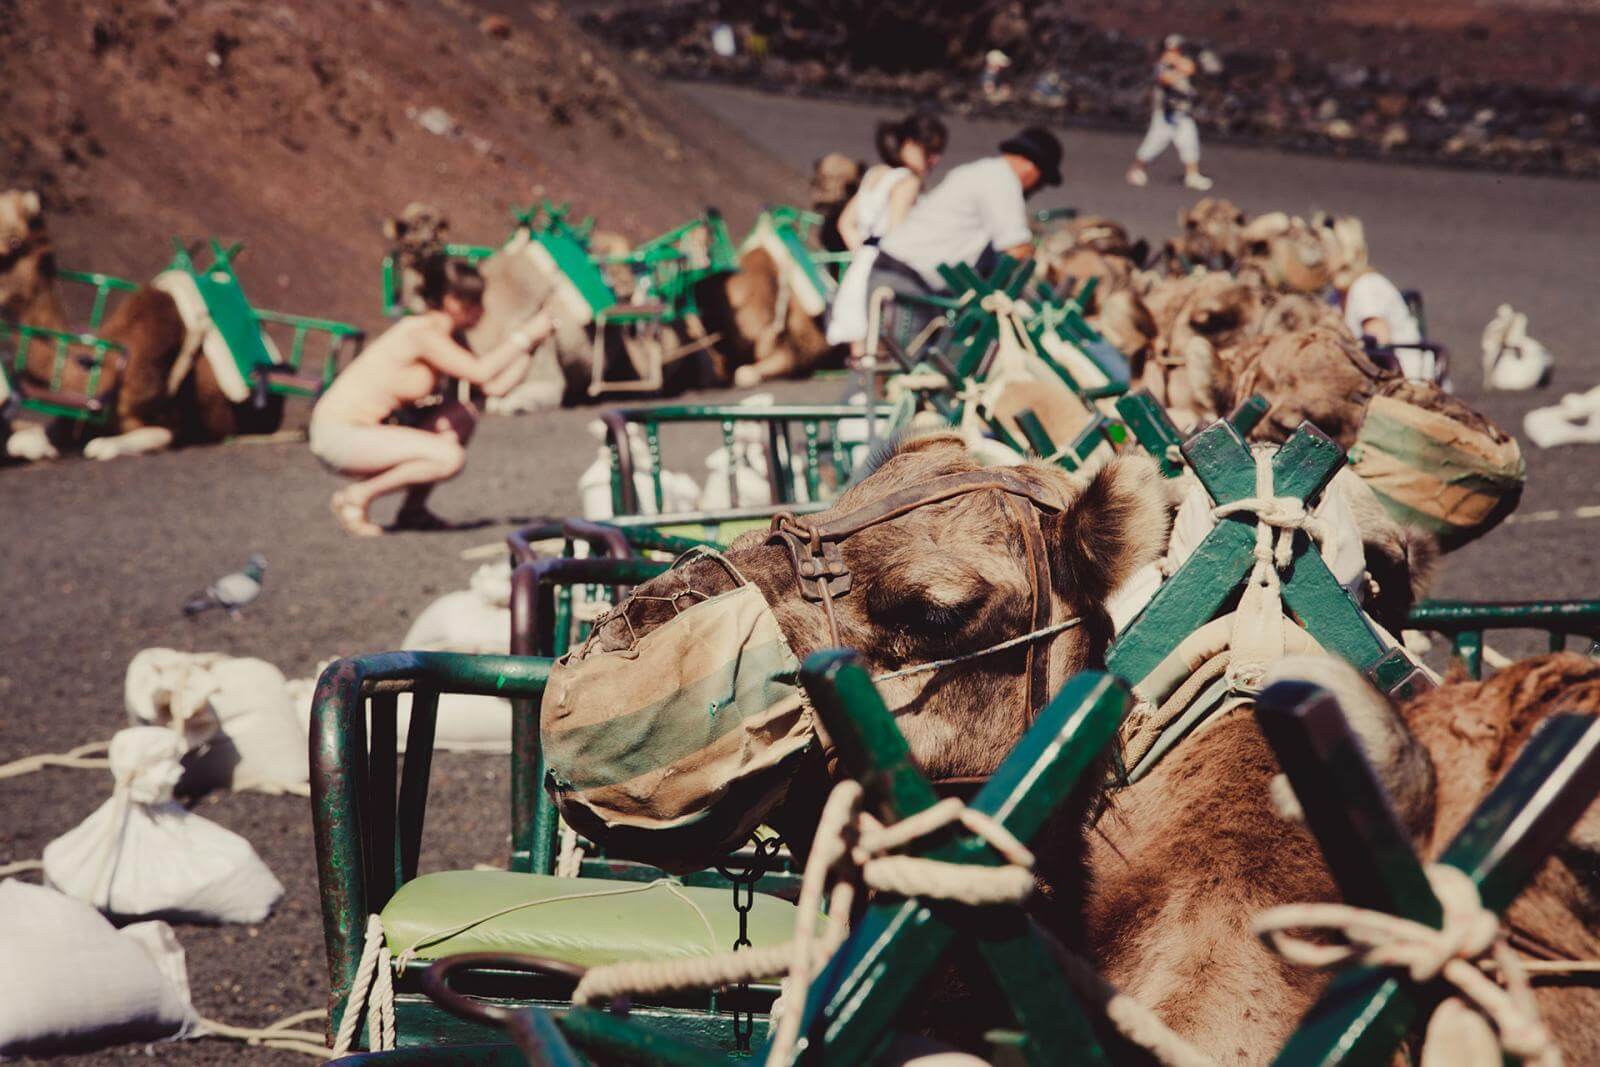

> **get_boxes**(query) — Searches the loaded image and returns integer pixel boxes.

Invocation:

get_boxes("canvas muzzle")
[542,553,817,867]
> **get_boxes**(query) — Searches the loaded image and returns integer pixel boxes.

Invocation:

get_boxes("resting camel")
[695,156,862,388]
[1157,198,1330,295]
[1,190,290,462]
[1092,652,1600,1065]
[547,432,1483,1056]
[1033,222,1159,363]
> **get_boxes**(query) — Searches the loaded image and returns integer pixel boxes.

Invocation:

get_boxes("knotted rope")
[570,779,1035,1066]
[1209,450,1330,690]
[0,739,111,780]
[1255,863,1559,1066]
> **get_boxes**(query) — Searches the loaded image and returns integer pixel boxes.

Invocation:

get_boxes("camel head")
[1229,325,1393,449]
[0,189,51,320]
[1237,212,1331,293]
[1167,196,1247,270]
[1158,274,1268,420]
[382,201,450,263]
[558,434,1171,867]
[808,153,864,214]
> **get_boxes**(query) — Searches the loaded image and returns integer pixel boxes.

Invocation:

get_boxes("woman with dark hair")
[309,257,552,536]
[825,111,947,353]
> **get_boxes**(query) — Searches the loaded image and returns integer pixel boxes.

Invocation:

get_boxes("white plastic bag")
[0,880,198,1056]
[125,648,307,794]
[42,727,284,924]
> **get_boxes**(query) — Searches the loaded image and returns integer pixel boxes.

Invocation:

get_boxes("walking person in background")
[825,112,948,358]
[1126,34,1214,191]
[870,125,1062,339]
[309,258,553,536]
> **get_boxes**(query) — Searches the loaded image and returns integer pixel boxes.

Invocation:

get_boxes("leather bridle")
[767,468,1067,723]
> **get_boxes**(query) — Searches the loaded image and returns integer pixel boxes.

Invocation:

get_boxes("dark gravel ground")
[3,85,1599,1063]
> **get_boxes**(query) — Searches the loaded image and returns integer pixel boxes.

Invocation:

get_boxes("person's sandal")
[331,492,383,538]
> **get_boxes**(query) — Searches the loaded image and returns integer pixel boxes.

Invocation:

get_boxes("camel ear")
[383,217,404,241]
[20,191,40,217]
[1049,453,1170,605]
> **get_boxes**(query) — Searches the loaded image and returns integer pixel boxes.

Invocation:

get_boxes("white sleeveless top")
[825,168,915,346]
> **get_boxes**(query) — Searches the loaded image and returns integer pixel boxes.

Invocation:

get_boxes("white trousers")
[1135,109,1201,166]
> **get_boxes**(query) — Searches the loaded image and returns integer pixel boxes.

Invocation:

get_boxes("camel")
[545,432,1463,1056]
[1092,652,1600,1065]
[694,157,862,388]
[1158,198,1330,294]
[1,191,290,462]
[382,201,451,314]
[1032,217,1158,362]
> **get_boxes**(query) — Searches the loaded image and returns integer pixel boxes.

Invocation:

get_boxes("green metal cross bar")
[1258,678,1600,1066]
[783,653,1128,1067]
[1106,418,1407,694]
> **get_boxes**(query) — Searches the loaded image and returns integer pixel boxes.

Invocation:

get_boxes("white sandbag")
[124,648,307,794]
[1481,303,1553,391]
[1524,384,1600,449]
[577,419,700,519]
[699,440,779,510]
[42,727,283,924]
[0,880,197,1056]
[403,592,509,654]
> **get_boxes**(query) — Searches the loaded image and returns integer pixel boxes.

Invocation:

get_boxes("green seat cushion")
[380,870,798,969]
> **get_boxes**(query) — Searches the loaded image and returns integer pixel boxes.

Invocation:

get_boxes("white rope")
[330,914,396,1057]
[570,779,1036,1066]
[0,859,43,876]
[0,740,111,780]
[196,1008,329,1058]
[1254,863,1559,1066]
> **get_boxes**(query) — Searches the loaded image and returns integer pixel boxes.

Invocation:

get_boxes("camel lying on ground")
[1158,198,1329,294]
[0,190,292,462]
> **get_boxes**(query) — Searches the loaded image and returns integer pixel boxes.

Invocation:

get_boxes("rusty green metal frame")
[311,652,789,1054]
[599,403,892,516]
[1258,679,1600,1066]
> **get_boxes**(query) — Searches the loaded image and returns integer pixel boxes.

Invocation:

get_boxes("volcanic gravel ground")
[4,86,1600,1062]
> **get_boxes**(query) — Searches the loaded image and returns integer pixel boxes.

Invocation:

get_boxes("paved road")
[2,83,1597,1064]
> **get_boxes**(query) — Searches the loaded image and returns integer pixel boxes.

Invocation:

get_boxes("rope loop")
[1254,863,1558,1065]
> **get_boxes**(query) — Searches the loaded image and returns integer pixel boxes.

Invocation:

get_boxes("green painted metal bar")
[1115,391,1185,477]
[1013,408,1061,464]
[1226,394,1270,438]
[557,1007,733,1067]
[790,656,1124,1067]
[397,688,439,883]
[1255,680,1441,919]
[1274,712,1600,1066]
[368,691,400,904]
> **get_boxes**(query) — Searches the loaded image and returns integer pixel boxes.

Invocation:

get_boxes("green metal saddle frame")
[168,239,364,404]
[0,268,138,425]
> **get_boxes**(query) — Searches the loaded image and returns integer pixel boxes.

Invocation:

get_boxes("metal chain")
[717,835,784,1052]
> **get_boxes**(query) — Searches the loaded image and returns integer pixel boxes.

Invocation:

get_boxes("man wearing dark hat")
[868,125,1062,338]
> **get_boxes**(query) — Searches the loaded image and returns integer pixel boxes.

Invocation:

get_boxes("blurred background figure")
[710,22,737,59]
[1126,34,1213,191]
[981,49,1013,102]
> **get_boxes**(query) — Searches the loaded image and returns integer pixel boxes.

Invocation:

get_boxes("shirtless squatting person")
[310,258,552,537]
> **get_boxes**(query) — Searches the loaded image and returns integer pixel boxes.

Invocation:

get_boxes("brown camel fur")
[1401,653,1600,1066]
[1087,654,1438,1065]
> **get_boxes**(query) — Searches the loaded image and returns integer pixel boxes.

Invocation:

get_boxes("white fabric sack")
[0,880,197,1056]
[1481,303,1553,391]
[125,648,307,794]
[42,727,284,924]
[579,419,700,520]
[288,677,512,755]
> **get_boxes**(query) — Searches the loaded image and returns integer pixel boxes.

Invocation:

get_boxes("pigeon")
[182,554,267,618]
